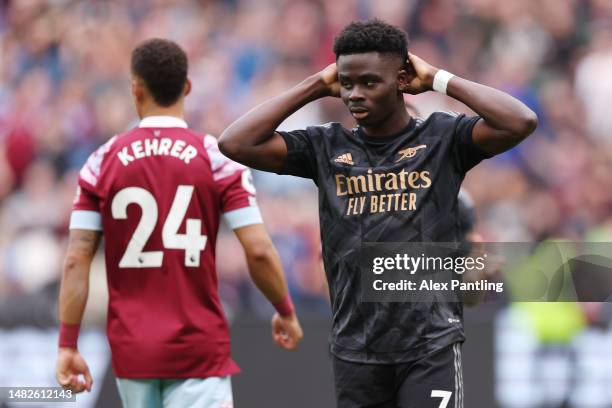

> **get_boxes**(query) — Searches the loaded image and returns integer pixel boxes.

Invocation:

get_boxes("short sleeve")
[69,137,116,231]
[276,129,318,181]
[451,113,492,173]
[204,135,263,229]
[70,186,102,230]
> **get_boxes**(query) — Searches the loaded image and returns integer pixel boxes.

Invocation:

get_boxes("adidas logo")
[396,145,427,162]
[334,152,355,166]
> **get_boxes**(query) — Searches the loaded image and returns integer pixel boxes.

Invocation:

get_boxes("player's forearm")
[446,76,538,138]
[58,230,100,326]
[219,75,325,158]
[245,242,290,304]
[58,257,90,324]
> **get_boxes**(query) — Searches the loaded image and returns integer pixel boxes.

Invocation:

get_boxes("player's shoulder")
[280,122,349,138]
[415,111,470,133]
[279,122,349,150]
[202,132,222,151]
[202,133,247,178]
[425,110,465,124]
[202,133,225,165]
[303,122,352,144]
[306,122,347,134]
[425,110,466,124]
[79,134,119,187]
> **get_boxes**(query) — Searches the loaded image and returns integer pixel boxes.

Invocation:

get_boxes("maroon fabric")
[73,125,256,377]
[273,295,295,317]
[59,322,80,348]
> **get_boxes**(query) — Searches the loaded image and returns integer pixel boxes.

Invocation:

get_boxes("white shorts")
[115,376,233,408]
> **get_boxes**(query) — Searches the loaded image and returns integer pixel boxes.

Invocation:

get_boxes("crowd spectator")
[0,0,611,318]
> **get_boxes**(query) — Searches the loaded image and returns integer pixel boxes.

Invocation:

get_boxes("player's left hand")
[56,347,93,393]
[317,63,341,98]
[271,312,304,350]
[400,53,439,95]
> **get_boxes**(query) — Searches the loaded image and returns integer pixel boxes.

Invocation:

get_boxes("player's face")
[337,52,404,127]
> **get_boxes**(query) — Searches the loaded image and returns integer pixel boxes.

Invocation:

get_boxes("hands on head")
[318,63,341,97]
[400,53,439,95]
[317,53,439,98]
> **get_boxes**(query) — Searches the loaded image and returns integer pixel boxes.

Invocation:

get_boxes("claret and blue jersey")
[70,116,262,378]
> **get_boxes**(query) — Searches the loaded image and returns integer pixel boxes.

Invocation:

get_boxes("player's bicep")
[471,118,522,155]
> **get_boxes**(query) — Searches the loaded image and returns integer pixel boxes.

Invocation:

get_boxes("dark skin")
[337,52,411,137]
[219,51,538,170]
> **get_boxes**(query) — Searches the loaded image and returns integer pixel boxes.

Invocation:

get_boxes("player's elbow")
[62,254,88,280]
[218,129,247,161]
[514,109,538,139]
[63,255,80,274]
[218,137,238,159]
[245,240,276,265]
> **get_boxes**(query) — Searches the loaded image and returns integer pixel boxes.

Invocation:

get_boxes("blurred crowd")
[1,0,612,323]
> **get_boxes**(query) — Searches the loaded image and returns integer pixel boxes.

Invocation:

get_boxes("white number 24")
[111,185,207,268]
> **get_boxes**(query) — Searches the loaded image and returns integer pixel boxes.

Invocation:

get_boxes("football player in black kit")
[220,19,537,408]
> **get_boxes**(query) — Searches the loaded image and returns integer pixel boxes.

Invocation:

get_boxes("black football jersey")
[277,112,491,364]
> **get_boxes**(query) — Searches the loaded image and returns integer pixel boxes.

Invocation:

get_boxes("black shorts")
[332,343,463,408]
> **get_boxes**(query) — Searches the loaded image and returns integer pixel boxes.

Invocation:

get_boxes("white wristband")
[432,70,455,94]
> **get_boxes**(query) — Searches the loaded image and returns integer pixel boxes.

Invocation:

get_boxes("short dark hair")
[333,19,408,67]
[130,38,188,106]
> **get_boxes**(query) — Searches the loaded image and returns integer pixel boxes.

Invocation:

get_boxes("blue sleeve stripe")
[70,210,103,231]
[222,206,263,230]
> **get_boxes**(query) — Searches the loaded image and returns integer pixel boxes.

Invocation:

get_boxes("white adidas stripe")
[459,345,464,408]
[453,343,463,408]
[454,343,459,408]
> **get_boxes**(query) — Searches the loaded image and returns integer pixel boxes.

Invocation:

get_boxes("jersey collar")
[139,116,188,128]
[356,116,416,145]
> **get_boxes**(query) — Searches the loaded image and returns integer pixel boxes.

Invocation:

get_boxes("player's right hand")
[317,63,341,98]
[56,347,93,393]
[271,312,304,350]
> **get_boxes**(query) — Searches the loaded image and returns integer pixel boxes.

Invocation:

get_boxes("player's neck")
[361,108,411,139]
[139,102,185,121]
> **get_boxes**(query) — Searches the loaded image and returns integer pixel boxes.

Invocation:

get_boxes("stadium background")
[1,0,612,406]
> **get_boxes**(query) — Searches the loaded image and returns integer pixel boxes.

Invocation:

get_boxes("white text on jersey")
[117,138,198,166]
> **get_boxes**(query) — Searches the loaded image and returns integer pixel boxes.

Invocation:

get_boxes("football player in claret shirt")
[55,39,303,407]
[220,19,537,408]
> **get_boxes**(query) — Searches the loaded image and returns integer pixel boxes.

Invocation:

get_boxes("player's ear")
[397,59,416,92]
[131,78,145,103]
[397,68,409,92]
[184,78,192,97]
